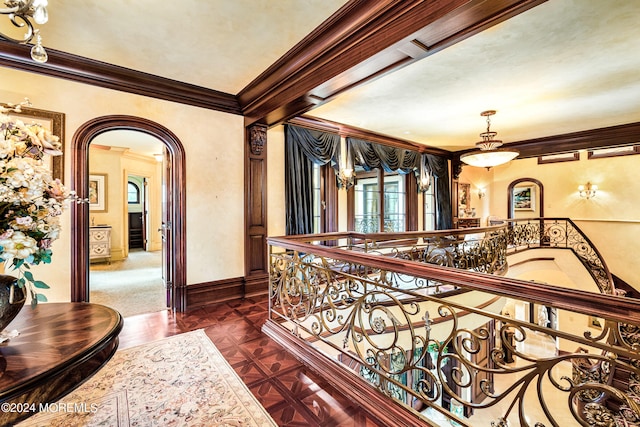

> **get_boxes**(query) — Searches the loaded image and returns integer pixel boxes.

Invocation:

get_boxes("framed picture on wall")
[513,185,534,211]
[457,182,471,209]
[3,103,65,181]
[89,174,108,212]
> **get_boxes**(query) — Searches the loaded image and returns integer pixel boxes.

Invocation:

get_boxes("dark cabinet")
[128,212,144,249]
[457,217,480,228]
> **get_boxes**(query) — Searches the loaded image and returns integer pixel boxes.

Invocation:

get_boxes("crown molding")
[454,121,640,160]
[0,40,242,115]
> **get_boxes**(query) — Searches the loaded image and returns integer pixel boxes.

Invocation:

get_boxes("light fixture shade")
[461,110,519,168]
[460,148,520,168]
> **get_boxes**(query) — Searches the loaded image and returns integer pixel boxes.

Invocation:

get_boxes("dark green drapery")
[285,125,451,233]
[347,137,419,174]
[284,125,339,235]
[423,154,452,230]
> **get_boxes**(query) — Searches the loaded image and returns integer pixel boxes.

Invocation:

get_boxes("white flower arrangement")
[0,100,68,305]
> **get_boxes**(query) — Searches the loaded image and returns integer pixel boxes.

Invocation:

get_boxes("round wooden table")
[0,303,122,425]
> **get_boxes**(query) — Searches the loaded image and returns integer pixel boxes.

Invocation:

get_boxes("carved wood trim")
[71,116,187,311]
[244,124,269,293]
[507,177,544,219]
[0,40,241,115]
[239,0,545,126]
[406,173,418,231]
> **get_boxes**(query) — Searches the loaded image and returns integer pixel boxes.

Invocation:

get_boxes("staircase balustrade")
[265,225,640,426]
[506,218,614,295]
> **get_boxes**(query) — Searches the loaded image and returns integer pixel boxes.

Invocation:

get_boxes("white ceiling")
[42,0,349,94]
[6,0,640,153]
[311,0,640,150]
[91,130,164,159]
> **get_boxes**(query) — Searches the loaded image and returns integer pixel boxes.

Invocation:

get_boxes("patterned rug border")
[18,329,278,427]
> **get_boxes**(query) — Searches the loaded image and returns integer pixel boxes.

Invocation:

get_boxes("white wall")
[1,67,245,302]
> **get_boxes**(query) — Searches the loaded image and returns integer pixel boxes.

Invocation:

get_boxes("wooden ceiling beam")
[239,0,546,128]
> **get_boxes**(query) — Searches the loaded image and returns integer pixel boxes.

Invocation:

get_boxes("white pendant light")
[460,110,519,169]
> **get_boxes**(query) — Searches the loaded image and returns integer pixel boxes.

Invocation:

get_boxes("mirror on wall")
[507,178,544,219]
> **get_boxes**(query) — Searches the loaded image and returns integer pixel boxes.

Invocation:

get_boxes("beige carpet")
[90,250,168,318]
[18,330,278,427]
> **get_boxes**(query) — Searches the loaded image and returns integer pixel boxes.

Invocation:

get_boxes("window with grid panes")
[353,169,406,232]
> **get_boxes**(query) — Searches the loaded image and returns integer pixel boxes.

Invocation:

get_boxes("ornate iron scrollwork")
[267,225,640,426]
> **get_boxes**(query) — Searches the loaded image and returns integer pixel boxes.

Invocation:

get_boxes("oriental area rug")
[18,329,278,427]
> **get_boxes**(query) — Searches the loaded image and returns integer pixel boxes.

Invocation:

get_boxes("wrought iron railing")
[355,216,405,233]
[265,226,640,427]
[504,218,614,295]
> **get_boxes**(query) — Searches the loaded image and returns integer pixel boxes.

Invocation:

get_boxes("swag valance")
[284,125,340,235]
[285,125,340,168]
[285,124,452,232]
[346,137,420,174]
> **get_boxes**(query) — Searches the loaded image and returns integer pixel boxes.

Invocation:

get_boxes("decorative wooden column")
[244,124,269,295]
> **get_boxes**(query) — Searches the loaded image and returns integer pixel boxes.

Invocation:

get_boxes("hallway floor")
[90,250,167,318]
[118,295,384,427]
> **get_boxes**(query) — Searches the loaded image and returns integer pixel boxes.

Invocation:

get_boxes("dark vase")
[0,275,25,332]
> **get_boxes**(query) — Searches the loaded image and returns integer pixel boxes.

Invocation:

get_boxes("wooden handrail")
[268,227,640,325]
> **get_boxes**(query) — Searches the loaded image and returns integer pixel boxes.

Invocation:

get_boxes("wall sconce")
[578,182,597,199]
[153,153,164,162]
[478,188,486,199]
[337,168,355,190]
[418,177,431,192]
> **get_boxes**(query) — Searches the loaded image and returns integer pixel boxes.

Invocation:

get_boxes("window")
[351,169,410,232]
[383,174,405,232]
[128,182,140,204]
[354,176,379,232]
[311,163,338,234]
[312,163,321,233]
[423,175,436,231]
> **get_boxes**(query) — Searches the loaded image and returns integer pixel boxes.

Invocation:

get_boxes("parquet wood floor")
[117,294,385,427]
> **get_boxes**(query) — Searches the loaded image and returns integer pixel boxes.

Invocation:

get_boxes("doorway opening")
[86,133,165,317]
[71,116,187,312]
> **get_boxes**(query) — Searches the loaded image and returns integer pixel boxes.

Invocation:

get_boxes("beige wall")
[457,166,493,225]
[89,147,126,260]
[271,143,639,290]
[472,154,640,288]
[267,126,286,237]
[89,147,164,259]
[1,67,245,302]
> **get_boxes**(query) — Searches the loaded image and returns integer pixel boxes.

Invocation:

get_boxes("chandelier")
[0,0,49,63]
[460,110,519,169]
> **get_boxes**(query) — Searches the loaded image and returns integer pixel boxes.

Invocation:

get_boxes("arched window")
[128,181,140,204]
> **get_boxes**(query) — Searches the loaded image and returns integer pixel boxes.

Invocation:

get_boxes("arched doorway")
[507,177,544,219]
[71,116,187,312]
